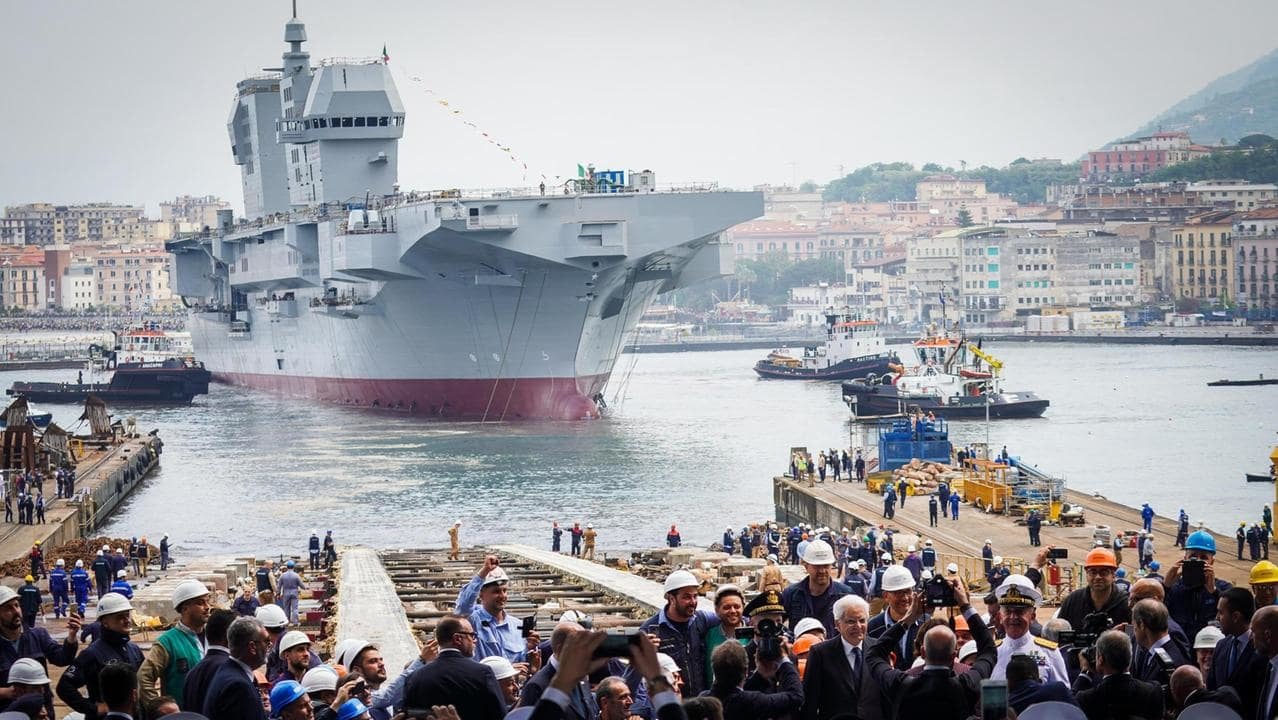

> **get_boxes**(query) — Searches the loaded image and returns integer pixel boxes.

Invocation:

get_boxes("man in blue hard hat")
[1163,530,1233,641]
[270,679,311,719]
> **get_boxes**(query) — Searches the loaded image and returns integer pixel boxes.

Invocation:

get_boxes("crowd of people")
[0,313,185,333]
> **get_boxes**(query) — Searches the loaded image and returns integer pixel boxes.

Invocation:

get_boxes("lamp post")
[985,383,991,449]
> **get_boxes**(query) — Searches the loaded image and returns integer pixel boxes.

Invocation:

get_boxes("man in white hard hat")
[260,603,321,681]
[479,655,521,710]
[781,540,852,638]
[843,559,872,600]
[6,657,50,702]
[990,574,1068,685]
[0,583,80,718]
[138,578,212,709]
[867,565,931,670]
[583,523,597,560]
[91,548,112,599]
[449,520,462,561]
[639,569,720,697]
[302,664,340,708]
[271,631,313,684]
[455,554,540,664]
[56,592,143,720]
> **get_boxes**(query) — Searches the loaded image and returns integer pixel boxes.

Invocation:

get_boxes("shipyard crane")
[966,342,1005,376]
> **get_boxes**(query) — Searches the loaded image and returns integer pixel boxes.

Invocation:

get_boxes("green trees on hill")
[1148,135,1278,183]
[735,254,845,307]
[823,160,1083,205]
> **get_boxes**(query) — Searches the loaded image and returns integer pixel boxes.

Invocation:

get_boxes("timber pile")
[0,535,135,578]
[891,460,961,495]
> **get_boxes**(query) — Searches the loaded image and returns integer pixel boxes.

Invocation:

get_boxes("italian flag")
[382,45,390,63]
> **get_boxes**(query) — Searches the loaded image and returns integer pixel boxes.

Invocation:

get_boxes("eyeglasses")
[455,631,478,639]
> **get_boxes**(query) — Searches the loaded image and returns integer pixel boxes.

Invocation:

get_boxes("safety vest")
[155,625,203,705]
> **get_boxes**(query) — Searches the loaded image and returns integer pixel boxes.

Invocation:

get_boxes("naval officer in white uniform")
[990,574,1069,685]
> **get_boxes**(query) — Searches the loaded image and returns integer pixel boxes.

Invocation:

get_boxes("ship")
[8,358,212,405]
[166,12,762,420]
[840,328,1049,419]
[752,307,898,380]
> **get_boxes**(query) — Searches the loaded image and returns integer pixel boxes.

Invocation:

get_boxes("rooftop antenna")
[292,0,298,18]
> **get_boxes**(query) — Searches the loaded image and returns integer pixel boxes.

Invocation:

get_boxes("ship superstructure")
[168,12,762,419]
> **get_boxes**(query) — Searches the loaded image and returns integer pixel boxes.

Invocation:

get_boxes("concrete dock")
[0,433,162,566]
[776,474,1255,590]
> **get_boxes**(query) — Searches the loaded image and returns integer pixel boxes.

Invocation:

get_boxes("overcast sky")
[4,1,1278,214]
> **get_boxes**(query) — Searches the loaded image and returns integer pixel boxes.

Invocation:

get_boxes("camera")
[923,576,957,608]
[751,618,786,662]
[1047,548,1069,560]
[1181,558,1206,589]
[1056,611,1113,648]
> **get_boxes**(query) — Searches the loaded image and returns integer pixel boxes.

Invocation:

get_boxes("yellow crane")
[965,342,1005,376]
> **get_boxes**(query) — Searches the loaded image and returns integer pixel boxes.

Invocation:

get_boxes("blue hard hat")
[269,680,307,715]
[286,560,295,568]
[1149,561,1160,571]
[1185,530,1217,554]
[337,698,370,720]
[1115,568,1126,577]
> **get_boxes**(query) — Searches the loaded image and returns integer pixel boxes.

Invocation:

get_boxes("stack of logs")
[891,460,961,495]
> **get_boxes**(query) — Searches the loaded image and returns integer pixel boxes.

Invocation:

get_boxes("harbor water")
[3,340,1275,556]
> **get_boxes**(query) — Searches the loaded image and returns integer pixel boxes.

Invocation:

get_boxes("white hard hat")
[880,552,893,561]
[907,545,917,553]
[984,539,992,545]
[116,570,127,579]
[958,640,979,662]
[996,574,1043,607]
[481,567,510,587]
[801,540,836,565]
[793,617,825,638]
[301,666,339,694]
[335,638,376,669]
[992,556,1003,565]
[881,566,916,592]
[656,652,681,682]
[925,540,933,546]
[7,658,49,686]
[455,520,462,526]
[1194,626,1225,650]
[0,587,16,606]
[256,604,288,629]
[312,529,318,536]
[480,656,518,680]
[75,559,84,568]
[101,544,109,552]
[55,559,65,567]
[587,523,593,529]
[663,569,700,594]
[946,562,959,574]
[855,559,867,568]
[172,579,210,609]
[559,609,591,626]
[279,630,311,653]
[97,592,132,616]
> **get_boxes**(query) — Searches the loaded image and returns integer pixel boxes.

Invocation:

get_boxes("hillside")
[1126,48,1278,144]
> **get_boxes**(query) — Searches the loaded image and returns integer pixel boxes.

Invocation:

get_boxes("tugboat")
[841,327,1049,419]
[753,307,898,380]
[7,357,212,405]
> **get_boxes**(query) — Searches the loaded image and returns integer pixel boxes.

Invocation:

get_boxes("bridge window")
[355,117,366,127]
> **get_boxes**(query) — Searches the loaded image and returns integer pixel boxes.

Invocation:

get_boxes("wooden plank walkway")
[776,476,1254,588]
[492,544,714,614]
[336,547,420,684]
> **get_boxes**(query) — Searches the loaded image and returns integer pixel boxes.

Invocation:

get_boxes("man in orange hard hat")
[1027,545,1130,633]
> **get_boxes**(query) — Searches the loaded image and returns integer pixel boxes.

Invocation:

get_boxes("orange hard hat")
[1084,548,1118,569]
[951,614,969,632]
[792,634,819,657]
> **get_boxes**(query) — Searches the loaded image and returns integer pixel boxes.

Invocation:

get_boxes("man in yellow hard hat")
[17,577,42,629]
[1252,560,1278,607]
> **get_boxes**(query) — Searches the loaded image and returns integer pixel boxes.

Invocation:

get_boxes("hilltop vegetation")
[1148,134,1278,183]
[1127,48,1278,145]
[823,159,1082,205]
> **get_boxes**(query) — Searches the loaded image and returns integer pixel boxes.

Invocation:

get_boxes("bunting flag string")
[390,58,548,183]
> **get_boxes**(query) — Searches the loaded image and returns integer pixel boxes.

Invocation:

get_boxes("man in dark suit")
[1131,599,1191,684]
[1210,587,1257,692]
[801,594,884,720]
[1075,630,1164,720]
[403,615,506,720]
[706,641,803,718]
[866,565,929,670]
[528,628,688,720]
[1170,665,1243,716]
[202,616,269,720]
[1007,655,1077,714]
[100,661,140,720]
[1247,605,1278,720]
[865,577,996,720]
[181,608,236,712]
[519,620,597,720]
